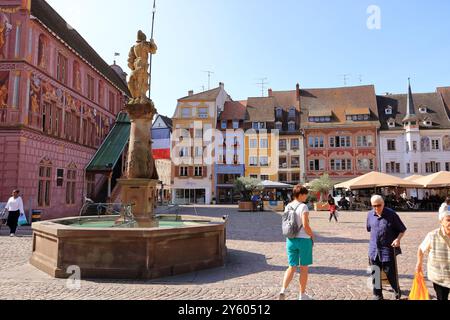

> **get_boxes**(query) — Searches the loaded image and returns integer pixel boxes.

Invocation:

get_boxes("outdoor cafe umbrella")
[334,171,422,190]
[413,171,450,188]
[259,180,294,189]
[404,175,424,182]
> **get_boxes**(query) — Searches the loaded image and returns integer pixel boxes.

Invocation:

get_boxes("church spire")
[403,78,417,122]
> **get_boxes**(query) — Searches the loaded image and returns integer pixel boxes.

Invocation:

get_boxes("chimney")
[296,83,301,112]
[268,88,273,97]
[219,82,224,89]
[188,90,194,96]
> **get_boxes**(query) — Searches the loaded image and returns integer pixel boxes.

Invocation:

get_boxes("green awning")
[86,112,130,173]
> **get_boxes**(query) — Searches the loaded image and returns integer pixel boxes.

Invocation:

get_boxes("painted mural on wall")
[0,13,13,59]
[443,135,450,152]
[0,71,9,108]
[421,137,431,152]
[29,75,42,113]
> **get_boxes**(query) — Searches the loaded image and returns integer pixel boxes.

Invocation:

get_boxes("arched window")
[38,158,52,207]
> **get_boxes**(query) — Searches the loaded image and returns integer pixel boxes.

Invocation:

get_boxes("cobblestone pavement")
[0,207,441,300]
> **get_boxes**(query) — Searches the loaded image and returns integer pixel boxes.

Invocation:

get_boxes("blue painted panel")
[152,129,171,140]
[215,164,245,175]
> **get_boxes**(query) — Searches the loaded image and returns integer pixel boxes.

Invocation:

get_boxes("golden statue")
[0,83,8,108]
[127,30,157,103]
[0,21,5,59]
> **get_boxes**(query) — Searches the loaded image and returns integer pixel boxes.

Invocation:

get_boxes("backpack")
[282,203,303,239]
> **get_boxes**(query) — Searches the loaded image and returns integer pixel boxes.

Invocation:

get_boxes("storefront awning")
[86,112,130,173]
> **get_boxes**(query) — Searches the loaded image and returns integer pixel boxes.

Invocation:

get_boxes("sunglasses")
[372,204,383,208]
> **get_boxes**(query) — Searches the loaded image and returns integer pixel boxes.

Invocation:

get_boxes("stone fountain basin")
[30,215,227,280]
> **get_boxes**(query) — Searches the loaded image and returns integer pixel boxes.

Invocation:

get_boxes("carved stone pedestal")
[117,178,159,228]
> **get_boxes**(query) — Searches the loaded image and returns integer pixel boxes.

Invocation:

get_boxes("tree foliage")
[309,174,335,202]
[234,177,263,201]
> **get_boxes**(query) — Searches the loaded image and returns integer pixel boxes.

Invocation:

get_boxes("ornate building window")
[66,164,77,205]
[56,52,68,84]
[86,74,95,101]
[38,158,52,207]
[37,34,48,69]
[72,61,81,91]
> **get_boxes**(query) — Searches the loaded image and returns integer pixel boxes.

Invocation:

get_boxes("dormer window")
[289,107,296,119]
[309,116,331,123]
[275,122,282,131]
[387,118,396,128]
[276,108,283,118]
[288,121,296,132]
[385,106,393,115]
[419,106,428,114]
[423,119,432,127]
[347,114,370,121]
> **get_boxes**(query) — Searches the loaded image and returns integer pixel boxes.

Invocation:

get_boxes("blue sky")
[46,0,450,117]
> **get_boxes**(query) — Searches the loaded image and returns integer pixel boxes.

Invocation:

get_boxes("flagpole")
[148,0,156,100]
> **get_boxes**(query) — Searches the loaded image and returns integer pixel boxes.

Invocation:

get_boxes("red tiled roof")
[219,101,247,120]
[178,87,222,102]
[300,85,379,127]
[438,87,450,117]
[246,97,276,122]
[271,90,299,110]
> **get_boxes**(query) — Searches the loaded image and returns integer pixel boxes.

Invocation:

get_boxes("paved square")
[0,206,441,300]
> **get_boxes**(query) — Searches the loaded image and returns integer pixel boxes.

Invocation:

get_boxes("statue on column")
[127,30,158,104]
[125,30,159,180]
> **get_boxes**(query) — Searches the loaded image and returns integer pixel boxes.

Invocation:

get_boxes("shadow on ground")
[85,248,286,286]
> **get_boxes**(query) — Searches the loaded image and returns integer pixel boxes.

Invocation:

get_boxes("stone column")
[118,99,159,228]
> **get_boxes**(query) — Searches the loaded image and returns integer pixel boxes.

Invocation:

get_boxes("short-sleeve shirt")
[289,200,311,239]
[367,207,407,262]
[419,229,450,253]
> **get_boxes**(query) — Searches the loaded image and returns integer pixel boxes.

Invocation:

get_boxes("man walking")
[367,195,407,300]
[5,190,25,237]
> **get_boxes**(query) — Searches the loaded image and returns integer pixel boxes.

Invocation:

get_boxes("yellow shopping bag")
[409,272,430,300]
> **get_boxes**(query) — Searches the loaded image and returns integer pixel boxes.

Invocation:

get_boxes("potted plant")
[234,177,263,212]
[309,174,335,211]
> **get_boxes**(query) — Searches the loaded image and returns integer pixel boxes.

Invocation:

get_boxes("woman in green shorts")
[279,185,315,300]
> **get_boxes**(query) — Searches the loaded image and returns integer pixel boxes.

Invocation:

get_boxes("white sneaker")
[10,234,15,237]
[299,293,313,300]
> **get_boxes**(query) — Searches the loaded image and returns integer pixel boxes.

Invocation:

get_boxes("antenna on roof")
[339,74,351,86]
[202,70,214,90]
[256,77,269,97]
[358,74,363,84]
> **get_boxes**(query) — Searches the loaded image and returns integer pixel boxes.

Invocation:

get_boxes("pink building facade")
[0,0,129,219]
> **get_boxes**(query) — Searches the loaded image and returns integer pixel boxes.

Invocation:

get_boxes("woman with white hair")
[415,203,450,300]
